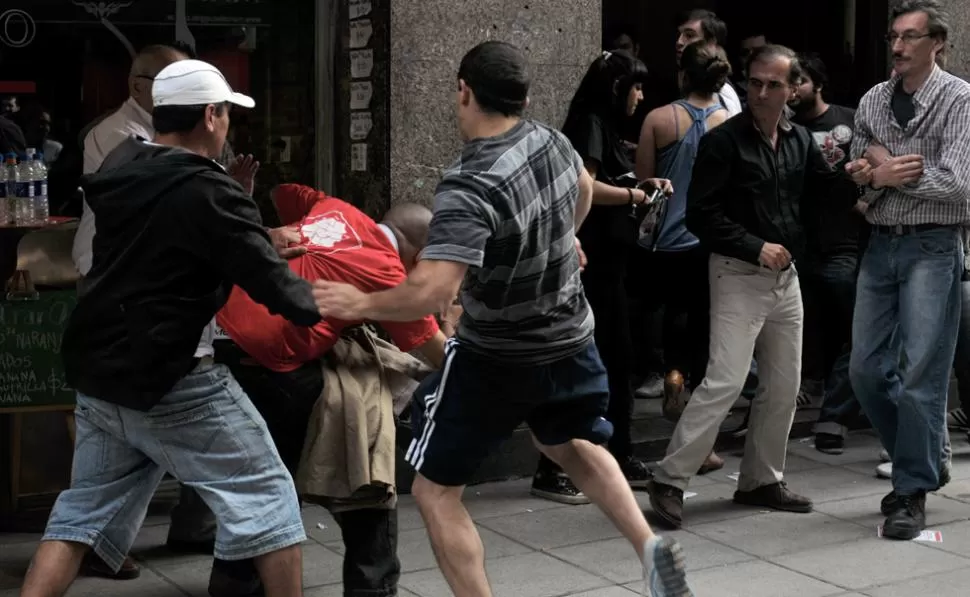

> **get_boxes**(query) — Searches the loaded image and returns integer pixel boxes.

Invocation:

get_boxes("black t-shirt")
[564,113,635,274]
[892,81,916,128]
[795,104,864,257]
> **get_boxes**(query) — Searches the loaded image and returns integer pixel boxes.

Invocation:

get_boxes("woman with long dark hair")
[530,49,672,503]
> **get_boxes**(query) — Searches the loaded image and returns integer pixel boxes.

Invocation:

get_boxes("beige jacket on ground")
[296,326,432,512]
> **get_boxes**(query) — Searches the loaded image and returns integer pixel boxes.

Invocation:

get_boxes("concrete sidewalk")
[2,432,970,597]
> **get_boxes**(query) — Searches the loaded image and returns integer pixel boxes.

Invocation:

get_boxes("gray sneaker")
[642,536,693,597]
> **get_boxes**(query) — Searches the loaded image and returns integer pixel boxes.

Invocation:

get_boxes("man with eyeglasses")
[845,0,970,541]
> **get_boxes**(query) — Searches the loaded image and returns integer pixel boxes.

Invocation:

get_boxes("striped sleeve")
[420,174,495,267]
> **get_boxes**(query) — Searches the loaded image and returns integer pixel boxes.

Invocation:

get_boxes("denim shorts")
[43,362,306,572]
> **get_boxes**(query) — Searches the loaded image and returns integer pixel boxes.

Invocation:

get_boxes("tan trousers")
[655,254,803,492]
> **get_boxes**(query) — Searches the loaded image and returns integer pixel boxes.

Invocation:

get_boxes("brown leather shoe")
[79,553,141,580]
[733,482,813,513]
[646,480,684,529]
[697,450,724,475]
[662,370,688,422]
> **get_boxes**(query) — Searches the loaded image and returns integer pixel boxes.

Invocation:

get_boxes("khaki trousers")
[655,254,803,492]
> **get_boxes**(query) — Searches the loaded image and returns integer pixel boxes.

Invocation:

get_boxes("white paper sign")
[726,472,740,482]
[349,0,372,20]
[350,112,373,141]
[684,492,698,500]
[350,81,373,110]
[351,49,374,79]
[351,144,368,172]
[349,19,373,49]
[877,526,942,542]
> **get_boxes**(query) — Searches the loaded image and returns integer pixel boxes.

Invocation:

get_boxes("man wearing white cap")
[19,60,316,597]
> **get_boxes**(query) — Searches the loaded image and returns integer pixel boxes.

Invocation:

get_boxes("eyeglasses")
[885,32,933,45]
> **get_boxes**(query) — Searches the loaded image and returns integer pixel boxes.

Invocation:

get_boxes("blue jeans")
[849,226,963,495]
[952,280,970,413]
[805,253,860,436]
[43,361,306,571]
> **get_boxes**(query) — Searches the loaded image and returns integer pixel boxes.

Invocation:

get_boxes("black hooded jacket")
[63,136,321,410]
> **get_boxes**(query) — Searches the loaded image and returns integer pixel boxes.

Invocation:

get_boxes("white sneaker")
[642,536,693,596]
[876,461,892,479]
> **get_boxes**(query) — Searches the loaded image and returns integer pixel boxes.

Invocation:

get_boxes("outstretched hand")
[228,154,260,196]
[268,226,307,259]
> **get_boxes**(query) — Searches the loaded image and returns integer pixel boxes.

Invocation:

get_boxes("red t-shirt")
[216,184,439,372]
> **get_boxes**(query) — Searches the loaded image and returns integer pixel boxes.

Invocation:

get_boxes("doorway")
[602,0,890,109]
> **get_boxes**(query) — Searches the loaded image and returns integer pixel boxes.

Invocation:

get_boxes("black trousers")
[630,247,711,391]
[537,260,636,476]
[212,342,401,597]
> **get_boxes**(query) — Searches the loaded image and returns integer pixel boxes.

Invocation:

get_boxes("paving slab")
[864,566,970,597]
[769,537,969,591]
[400,551,610,597]
[688,511,871,558]
[629,559,844,597]
[549,532,754,583]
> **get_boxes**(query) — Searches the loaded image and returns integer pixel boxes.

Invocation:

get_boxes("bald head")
[382,203,433,271]
[130,45,188,113]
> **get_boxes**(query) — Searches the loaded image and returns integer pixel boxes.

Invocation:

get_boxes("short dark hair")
[606,25,639,52]
[457,41,531,117]
[153,102,228,135]
[745,45,802,86]
[680,9,728,47]
[681,43,732,96]
[167,40,198,59]
[797,52,829,90]
[892,0,950,42]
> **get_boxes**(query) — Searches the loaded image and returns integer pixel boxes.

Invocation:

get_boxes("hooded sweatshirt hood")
[273,183,326,225]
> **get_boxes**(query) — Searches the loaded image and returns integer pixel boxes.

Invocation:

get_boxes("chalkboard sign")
[0,291,77,413]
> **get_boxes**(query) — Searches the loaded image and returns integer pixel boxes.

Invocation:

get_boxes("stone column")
[938,0,970,78]
[389,0,602,206]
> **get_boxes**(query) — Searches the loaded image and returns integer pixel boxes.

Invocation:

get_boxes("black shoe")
[880,490,898,516]
[530,471,590,505]
[620,457,653,489]
[733,482,813,513]
[882,492,926,540]
[79,554,141,581]
[814,433,844,455]
[646,480,684,529]
[209,559,263,597]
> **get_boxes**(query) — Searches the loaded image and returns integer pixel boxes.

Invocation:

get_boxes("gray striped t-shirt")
[421,119,594,364]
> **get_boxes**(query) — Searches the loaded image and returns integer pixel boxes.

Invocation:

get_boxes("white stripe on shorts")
[406,337,458,472]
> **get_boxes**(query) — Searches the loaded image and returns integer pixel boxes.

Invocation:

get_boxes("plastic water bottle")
[13,152,35,226]
[4,153,19,225]
[32,151,49,223]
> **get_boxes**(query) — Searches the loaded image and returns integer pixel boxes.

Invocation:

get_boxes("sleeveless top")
[642,100,724,252]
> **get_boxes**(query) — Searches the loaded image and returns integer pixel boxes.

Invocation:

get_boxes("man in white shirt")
[72,44,188,275]
[674,9,742,117]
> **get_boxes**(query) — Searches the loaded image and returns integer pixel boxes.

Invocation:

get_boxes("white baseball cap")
[152,59,255,109]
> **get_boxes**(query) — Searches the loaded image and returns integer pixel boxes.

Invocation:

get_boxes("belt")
[870,223,954,236]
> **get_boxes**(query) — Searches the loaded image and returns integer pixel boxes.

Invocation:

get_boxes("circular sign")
[0,9,37,49]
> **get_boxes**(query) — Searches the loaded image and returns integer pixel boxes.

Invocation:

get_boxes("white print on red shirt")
[300,211,363,255]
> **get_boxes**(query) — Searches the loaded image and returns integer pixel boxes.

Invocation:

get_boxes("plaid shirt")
[852,65,970,226]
